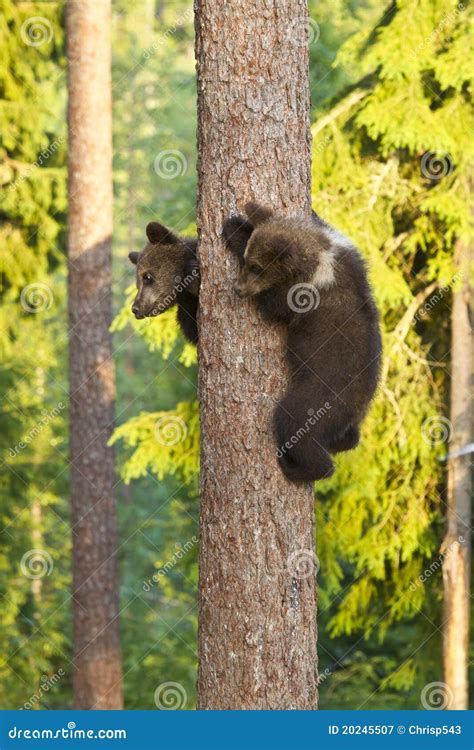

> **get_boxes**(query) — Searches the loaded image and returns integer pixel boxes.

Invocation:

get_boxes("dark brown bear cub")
[129,221,199,343]
[223,202,381,483]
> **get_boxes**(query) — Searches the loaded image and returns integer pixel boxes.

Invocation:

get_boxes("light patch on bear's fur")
[311,246,337,289]
[310,228,354,289]
[326,226,351,248]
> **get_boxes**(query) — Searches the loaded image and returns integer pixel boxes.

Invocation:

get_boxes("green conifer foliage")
[312,0,473,702]
[0,0,70,708]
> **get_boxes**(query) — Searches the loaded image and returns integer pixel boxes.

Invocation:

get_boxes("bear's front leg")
[256,286,295,324]
[183,255,200,297]
[177,292,199,344]
[222,216,254,266]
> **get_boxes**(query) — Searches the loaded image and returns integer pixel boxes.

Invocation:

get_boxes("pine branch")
[311,89,366,137]
[393,282,439,343]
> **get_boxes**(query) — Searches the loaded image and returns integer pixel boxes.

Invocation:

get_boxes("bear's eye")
[142,272,154,284]
[248,264,262,275]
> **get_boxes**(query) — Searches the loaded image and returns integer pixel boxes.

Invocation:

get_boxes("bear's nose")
[132,304,141,317]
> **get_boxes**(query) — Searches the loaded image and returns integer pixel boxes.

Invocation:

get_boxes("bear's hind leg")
[278,446,334,483]
[325,424,360,454]
[274,394,336,482]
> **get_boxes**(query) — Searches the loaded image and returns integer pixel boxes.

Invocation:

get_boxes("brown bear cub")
[223,202,382,483]
[129,221,199,343]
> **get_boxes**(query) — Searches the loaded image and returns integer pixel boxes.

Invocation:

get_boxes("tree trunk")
[195,0,317,709]
[67,0,123,709]
[442,238,472,710]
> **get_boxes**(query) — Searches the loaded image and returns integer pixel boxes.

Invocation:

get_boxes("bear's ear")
[222,216,254,265]
[128,251,139,265]
[245,201,274,226]
[146,221,178,245]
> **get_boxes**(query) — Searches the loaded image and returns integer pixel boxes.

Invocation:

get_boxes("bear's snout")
[131,303,144,319]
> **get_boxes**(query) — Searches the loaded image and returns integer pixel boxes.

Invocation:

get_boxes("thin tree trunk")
[29,499,43,709]
[123,132,136,512]
[442,238,472,710]
[67,0,123,709]
[195,0,317,709]
[30,497,43,604]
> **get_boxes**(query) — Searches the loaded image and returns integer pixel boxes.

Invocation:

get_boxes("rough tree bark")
[67,0,123,709]
[195,0,318,709]
[442,238,472,710]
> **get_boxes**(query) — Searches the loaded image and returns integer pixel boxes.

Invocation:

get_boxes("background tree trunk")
[442,238,472,710]
[195,0,318,709]
[67,0,123,709]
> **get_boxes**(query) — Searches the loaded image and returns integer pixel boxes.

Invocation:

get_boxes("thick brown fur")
[223,202,382,483]
[129,222,199,344]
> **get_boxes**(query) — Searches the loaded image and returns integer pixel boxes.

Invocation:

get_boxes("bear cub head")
[129,221,198,320]
[233,201,337,299]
